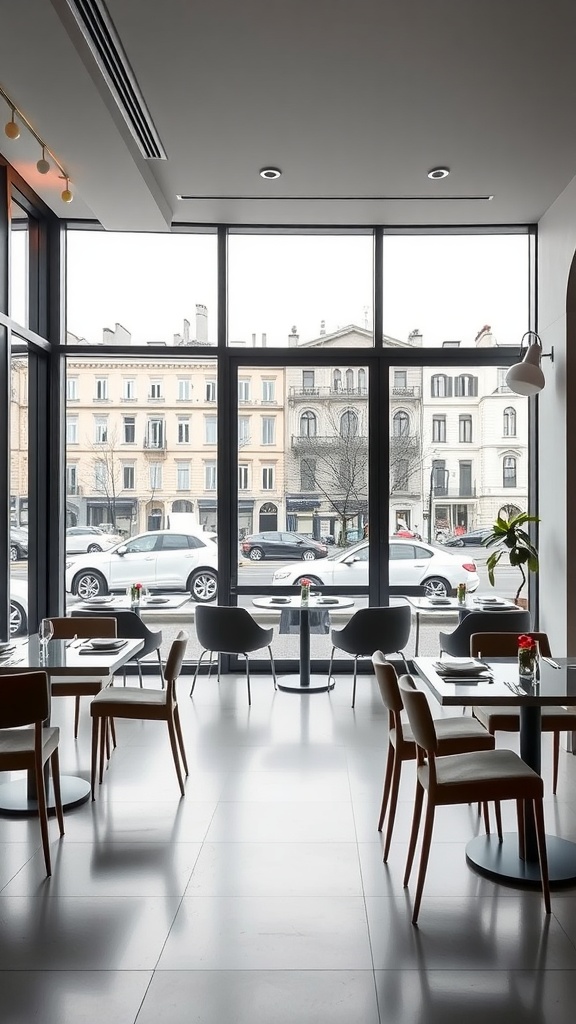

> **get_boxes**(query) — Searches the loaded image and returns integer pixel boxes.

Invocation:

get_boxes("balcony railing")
[143,437,168,457]
[391,386,421,398]
[291,433,368,449]
[288,386,369,400]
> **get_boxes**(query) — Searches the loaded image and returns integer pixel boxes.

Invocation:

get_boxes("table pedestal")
[466,833,576,885]
[0,775,90,815]
[277,673,335,694]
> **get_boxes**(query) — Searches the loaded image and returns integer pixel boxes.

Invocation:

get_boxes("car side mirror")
[344,555,359,565]
[116,546,127,556]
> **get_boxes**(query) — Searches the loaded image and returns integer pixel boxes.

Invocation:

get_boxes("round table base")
[466,832,576,885]
[277,673,335,694]
[0,775,91,816]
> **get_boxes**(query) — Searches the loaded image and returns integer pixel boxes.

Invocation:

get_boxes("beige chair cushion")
[92,687,168,711]
[0,726,60,769]
[391,715,495,755]
[418,747,544,804]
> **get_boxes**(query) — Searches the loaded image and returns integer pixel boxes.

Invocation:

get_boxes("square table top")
[0,636,144,676]
[412,656,576,707]
[402,595,517,613]
[74,594,191,611]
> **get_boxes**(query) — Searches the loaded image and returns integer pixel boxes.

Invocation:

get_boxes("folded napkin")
[433,658,490,677]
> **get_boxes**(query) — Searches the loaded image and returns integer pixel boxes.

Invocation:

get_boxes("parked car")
[443,528,492,547]
[393,528,422,540]
[241,531,328,561]
[65,530,218,602]
[10,578,27,635]
[272,538,480,597]
[66,526,124,553]
[10,527,28,562]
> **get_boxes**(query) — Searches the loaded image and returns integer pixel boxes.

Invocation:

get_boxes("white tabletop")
[0,636,144,676]
[75,594,190,611]
[413,656,576,707]
[403,595,517,613]
[252,596,355,610]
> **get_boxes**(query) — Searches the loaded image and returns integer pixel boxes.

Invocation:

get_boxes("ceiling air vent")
[63,0,166,160]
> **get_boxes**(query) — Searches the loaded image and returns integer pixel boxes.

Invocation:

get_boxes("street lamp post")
[427,462,449,544]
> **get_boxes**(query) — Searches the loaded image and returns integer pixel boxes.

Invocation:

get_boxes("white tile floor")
[2,668,576,1022]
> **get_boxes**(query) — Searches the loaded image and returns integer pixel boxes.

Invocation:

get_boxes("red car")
[394,528,422,540]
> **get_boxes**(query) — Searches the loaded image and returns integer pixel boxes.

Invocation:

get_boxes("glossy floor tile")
[2,670,576,1023]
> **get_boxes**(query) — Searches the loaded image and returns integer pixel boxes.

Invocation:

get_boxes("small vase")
[518,647,537,681]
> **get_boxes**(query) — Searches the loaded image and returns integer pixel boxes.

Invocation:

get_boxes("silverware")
[542,656,561,670]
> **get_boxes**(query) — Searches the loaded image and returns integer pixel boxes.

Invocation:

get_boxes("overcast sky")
[65,230,529,348]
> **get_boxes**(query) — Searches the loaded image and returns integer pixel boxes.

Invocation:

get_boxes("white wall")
[537,175,576,654]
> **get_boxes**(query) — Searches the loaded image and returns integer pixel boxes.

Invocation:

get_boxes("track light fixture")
[0,84,72,202]
[505,331,554,396]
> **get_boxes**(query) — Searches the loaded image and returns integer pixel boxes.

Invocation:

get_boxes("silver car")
[66,526,124,553]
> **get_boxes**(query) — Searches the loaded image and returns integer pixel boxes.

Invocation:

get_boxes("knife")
[542,656,561,669]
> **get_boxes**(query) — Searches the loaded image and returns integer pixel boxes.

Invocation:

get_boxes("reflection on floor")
[2,670,576,1022]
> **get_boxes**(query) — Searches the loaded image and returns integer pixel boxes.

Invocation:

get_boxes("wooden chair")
[470,631,576,795]
[48,616,117,738]
[0,671,64,875]
[372,651,496,861]
[90,631,189,798]
[398,673,550,925]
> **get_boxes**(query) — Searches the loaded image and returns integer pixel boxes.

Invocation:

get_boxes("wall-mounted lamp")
[505,331,554,396]
[0,84,72,202]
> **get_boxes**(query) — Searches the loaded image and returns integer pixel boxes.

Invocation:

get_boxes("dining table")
[252,595,355,693]
[0,633,144,814]
[73,593,191,614]
[403,595,517,655]
[412,655,576,885]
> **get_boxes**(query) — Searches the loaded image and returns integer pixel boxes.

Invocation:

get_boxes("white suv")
[65,530,218,602]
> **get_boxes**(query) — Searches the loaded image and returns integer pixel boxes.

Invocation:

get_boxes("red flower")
[518,634,535,649]
[134,582,143,590]
[300,578,311,587]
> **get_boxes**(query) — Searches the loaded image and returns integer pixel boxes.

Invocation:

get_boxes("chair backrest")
[372,651,403,715]
[470,631,551,658]
[336,605,412,656]
[195,605,266,653]
[0,670,49,729]
[164,631,189,699]
[398,674,439,755]
[50,615,117,638]
[441,609,531,656]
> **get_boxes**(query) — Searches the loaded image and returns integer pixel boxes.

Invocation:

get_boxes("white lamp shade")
[505,341,546,396]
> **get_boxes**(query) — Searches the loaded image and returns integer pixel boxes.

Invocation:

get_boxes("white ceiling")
[1,0,576,231]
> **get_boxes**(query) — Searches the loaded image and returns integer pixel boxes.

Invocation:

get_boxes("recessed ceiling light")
[259,167,282,180]
[428,167,450,180]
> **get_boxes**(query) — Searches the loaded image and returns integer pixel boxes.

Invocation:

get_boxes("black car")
[443,528,492,547]
[241,531,328,561]
[10,528,28,562]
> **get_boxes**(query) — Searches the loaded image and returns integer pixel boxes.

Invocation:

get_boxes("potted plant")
[483,511,539,607]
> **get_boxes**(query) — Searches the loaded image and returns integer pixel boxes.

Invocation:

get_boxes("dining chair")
[190,605,277,706]
[372,651,496,860]
[438,608,531,656]
[329,606,411,707]
[398,673,551,924]
[470,631,576,795]
[0,670,64,875]
[90,631,189,798]
[72,609,164,688]
[48,615,117,738]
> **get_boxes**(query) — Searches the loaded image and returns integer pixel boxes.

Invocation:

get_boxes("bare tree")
[88,430,124,530]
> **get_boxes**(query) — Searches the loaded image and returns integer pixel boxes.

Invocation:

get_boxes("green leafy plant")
[483,512,539,603]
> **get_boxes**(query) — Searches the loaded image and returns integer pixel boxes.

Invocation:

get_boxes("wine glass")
[39,618,54,645]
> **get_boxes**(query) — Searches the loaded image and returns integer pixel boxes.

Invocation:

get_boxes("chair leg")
[245,655,252,706]
[173,705,189,776]
[157,648,165,689]
[482,801,491,835]
[494,800,503,842]
[190,649,208,696]
[533,797,551,914]
[109,717,117,749]
[328,646,336,686]
[383,749,403,863]
[412,797,436,926]
[404,779,424,887]
[123,667,127,686]
[137,661,143,688]
[35,752,51,876]
[167,711,185,796]
[90,715,99,800]
[50,748,65,837]
[517,799,526,861]
[351,657,359,708]
[268,646,278,690]
[553,730,560,795]
[378,741,395,831]
[98,714,107,785]
[74,696,81,739]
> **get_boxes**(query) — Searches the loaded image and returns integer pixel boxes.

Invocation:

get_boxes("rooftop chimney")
[195,304,208,344]
[319,320,326,336]
[262,333,267,347]
[288,325,299,347]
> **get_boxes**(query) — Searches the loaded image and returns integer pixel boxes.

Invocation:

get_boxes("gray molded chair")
[372,652,495,861]
[90,632,189,798]
[439,609,531,656]
[190,605,278,706]
[72,609,164,688]
[0,671,64,875]
[470,631,576,794]
[398,674,551,925]
[329,605,412,707]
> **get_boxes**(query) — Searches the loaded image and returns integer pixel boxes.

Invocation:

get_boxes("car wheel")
[10,545,19,562]
[189,569,218,603]
[302,549,316,560]
[249,547,264,561]
[422,576,451,598]
[74,571,107,599]
[10,600,27,636]
[87,543,103,553]
[295,574,323,587]
[454,539,464,547]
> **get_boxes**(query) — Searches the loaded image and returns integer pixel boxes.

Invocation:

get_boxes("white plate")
[88,638,126,650]
[427,597,452,605]
[144,597,169,605]
[87,597,113,604]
